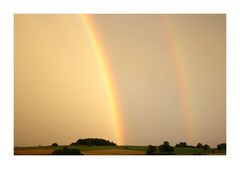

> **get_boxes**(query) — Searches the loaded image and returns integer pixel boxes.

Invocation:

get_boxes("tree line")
[71,138,117,146]
[50,138,226,155]
[51,138,117,155]
[146,141,226,155]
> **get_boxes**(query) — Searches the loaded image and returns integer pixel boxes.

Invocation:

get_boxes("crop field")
[14,149,54,155]
[82,149,145,155]
[14,145,225,155]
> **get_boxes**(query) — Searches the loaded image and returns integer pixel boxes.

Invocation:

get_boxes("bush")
[175,142,187,147]
[217,143,226,150]
[158,141,174,155]
[203,144,210,150]
[72,138,117,146]
[196,143,210,150]
[146,145,157,155]
[196,143,203,149]
[51,143,58,147]
[52,147,83,155]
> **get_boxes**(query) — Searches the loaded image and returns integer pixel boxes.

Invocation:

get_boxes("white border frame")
[1,0,240,169]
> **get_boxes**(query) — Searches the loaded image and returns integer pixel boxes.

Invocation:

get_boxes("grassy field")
[14,145,226,155]
[174,147,225,155]
[82,149,145,155]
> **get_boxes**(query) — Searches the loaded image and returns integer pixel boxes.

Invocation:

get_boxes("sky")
[14,14,226,147]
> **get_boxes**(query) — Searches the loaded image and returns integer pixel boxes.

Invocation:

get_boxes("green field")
[14,145,226,155]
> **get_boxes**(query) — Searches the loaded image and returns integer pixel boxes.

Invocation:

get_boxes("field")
[14,145,226,155]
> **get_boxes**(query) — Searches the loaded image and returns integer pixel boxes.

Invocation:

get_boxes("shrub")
[146,145,157,155]
[72,138,117,146]
[51,143,58,147]
[203,144,210,150]
[158,141,174,155]
[175,142,187,147]
[196,143,203,149]
[52,147,83,155]
[217,143,226,150]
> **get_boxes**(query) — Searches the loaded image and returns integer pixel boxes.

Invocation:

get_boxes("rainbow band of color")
[80,14,195,145]
[80,15,124,145]
[162,15,195,143]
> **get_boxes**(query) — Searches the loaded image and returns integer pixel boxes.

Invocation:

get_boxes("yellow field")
[14,147,225,155]
[14,148,145,155]
[82,149,145,155]
[14,149,53,155]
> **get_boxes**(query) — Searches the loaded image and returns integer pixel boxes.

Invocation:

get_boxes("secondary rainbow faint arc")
[162,15,195,143]
[80,15,124,145]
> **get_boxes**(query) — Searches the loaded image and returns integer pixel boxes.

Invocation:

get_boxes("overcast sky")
[14,14,225,147]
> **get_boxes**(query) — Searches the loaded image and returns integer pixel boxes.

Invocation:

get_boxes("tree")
[217,143,226,150]
[51,143,58,147]
[180,142,187,147]
[73,138,117,146]
[175,142,187,147]
[71,142,77,146]
[164,141,170,146]
[159,141,174,154]
[196,143,203,149]
[203,144,210,150]
[146,145,157,155]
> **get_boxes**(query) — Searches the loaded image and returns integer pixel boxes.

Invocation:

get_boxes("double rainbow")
[80,14,195,145]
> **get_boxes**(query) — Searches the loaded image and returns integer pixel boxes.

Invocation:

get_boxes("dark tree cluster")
[52,147,83,155]
[175,142,209,149]
[146,141,175,155]
[196,143,203,148]
[71,138,117,146]
[203,144,210,150]
[146,145,157,155]
[158,141,175,154]
[175,142,187,147]
[217,143,226,150]
[146,141,225,155]
[196,143,210,150]
[51,143,58,147]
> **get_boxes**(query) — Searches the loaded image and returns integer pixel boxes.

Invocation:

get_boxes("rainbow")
[162,15,195,143]
[80,15,124,145]
[79,14,195,145]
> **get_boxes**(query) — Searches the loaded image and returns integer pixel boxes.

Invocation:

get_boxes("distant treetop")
[217,143,226,150]
[70,138,117,146]
[51,143,58,147]
[175,142,187,147]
